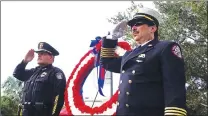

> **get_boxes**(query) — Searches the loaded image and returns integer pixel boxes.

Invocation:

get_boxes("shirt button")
[126,92,129,95]
[117,102,119,106]
[132,70,135,74]
[128,80,132,84]
[126,104,129,107]
[118,91,120,94]
[120,80,122,84]
[122,70,125,73]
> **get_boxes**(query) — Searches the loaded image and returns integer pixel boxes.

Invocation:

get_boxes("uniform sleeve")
[100,37,122,73]
[52,69,66,116]
[13,60,35,81]
[161,42,187,116]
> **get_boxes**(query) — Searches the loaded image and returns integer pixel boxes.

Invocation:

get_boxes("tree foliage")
[1,76,24,102]
[0,96,19,116]
[186,77,207,115]
[107,1,207,115]
[1,76,24,115]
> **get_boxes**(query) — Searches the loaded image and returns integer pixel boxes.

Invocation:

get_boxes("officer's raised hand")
[23,49,34,63]
[108,20,128,40]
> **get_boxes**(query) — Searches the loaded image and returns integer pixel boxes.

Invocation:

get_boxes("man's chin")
[38,62,45,66]
[133,37,139,42]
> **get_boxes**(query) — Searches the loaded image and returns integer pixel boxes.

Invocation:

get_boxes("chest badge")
[42,68,47,71]
[40,72,47,77]
[136,60,143,63]
[148,44,153,47]
[138,54,145,58]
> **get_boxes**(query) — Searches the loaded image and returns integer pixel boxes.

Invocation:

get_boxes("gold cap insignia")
[39,43,44,49]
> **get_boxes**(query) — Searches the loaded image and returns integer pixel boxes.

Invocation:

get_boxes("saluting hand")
[23,49,35,63]
[111,20,128,40]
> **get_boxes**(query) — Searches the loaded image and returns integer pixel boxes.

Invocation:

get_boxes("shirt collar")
[137,39,153,47]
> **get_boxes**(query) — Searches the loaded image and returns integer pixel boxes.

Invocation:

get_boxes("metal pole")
[91,91,99,108]
[110,71,113,97]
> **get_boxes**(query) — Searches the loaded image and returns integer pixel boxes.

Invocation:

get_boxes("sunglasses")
[131,22,145,29]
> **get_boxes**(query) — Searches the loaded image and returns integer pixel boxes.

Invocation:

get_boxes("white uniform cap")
[128,7,161,27]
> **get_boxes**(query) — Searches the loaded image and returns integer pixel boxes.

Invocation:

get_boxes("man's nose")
[132,26,137,31]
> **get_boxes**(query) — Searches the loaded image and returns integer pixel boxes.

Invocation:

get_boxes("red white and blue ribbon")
[90,36,106,96]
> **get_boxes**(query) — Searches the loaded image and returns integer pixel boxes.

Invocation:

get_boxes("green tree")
[107,1,207,115]
[1,76,24,102]
[186,77,207,115]
[1,76,24,115]
[0,96,19,116]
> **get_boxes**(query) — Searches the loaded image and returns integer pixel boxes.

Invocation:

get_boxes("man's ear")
[49,55,54,60]
[52,56,55,62]
[151,25,157,33]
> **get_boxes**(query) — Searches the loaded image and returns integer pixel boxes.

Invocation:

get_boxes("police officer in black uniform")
[100,8,187,116]
[13,42,66,116]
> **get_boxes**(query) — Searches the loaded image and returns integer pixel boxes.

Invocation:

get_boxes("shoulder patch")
[171,44,182,58]
[56,72,63,79]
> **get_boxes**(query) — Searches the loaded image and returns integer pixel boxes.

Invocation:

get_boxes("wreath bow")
[90,36,106,96]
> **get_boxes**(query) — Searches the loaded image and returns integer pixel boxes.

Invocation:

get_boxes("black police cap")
[35,42,59,56]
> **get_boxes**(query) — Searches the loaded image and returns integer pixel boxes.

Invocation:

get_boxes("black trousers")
[22,105,52,116]
[116,107,164,116]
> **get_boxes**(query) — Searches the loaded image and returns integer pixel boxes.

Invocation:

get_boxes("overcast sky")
[1,1,155,101]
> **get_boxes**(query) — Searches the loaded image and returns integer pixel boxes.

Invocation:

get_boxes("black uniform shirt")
[13,60,66,115]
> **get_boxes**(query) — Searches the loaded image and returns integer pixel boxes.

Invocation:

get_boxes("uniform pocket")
[33,78,46,91]
[31,79,46,101]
